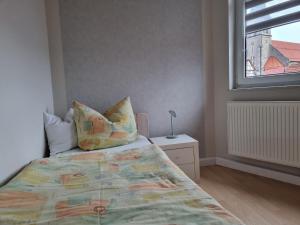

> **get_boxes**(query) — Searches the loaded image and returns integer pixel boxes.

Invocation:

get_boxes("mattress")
[57,135,152,156]
[0,144,244,225]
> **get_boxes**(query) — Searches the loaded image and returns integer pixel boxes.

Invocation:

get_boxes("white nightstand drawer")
[164,147,194,164]
[178,163,195,179]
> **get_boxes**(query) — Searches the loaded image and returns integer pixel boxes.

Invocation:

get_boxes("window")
[229,0,300,89]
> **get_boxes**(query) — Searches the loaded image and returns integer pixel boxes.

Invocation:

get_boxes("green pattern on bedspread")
[0,145,244,225]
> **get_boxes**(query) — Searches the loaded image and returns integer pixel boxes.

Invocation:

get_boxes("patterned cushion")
[73,97,137,150]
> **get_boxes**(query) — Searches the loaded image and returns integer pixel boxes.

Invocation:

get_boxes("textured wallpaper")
[59,0,205,155]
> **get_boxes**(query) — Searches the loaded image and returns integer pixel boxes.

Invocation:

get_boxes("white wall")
[0,0,53,184]
[45,0,67,117]
[209,0,300,175]
[201,0,215,158]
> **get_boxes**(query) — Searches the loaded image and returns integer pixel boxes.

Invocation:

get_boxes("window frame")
[229,0,300,90]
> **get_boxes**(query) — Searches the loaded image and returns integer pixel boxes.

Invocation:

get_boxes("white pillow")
[44,109,77,156]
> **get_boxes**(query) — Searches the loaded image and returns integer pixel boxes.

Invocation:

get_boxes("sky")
[247,0,300,43]
[271,22,300,43]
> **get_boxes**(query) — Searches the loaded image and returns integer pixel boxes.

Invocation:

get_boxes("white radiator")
[227,102,300,168]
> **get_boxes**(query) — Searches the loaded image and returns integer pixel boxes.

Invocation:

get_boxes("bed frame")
[135,113,149,138]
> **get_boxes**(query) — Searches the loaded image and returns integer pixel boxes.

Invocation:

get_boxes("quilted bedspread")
[0,145,244,225]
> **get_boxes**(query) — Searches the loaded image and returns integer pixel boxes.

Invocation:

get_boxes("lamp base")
[166,135,177,139]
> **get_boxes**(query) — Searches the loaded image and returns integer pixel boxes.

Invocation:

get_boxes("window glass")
[245,1,300,77]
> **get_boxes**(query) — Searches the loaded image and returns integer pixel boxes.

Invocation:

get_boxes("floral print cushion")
[73,97,137,150]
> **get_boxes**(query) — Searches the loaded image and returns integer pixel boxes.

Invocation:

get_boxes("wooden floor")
[199,166,300,225]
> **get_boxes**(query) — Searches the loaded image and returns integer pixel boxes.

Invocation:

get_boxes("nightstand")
[150,134,200,182]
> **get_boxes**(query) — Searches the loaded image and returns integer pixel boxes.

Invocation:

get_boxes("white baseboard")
[200,157,300,186]
[200,157,216,167]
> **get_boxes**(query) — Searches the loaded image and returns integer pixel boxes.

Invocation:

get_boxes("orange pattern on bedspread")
[0,145,245,225]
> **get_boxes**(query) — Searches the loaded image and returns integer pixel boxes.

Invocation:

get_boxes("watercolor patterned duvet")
[0,145,244,225]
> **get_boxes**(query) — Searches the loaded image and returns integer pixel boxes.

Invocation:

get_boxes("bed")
[0,135,244,225]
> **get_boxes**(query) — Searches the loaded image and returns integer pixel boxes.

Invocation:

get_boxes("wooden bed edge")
[135,113,149,138]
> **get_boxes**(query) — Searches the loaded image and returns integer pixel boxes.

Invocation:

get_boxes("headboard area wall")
[58,0,205,156]
[0,0,53,184]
